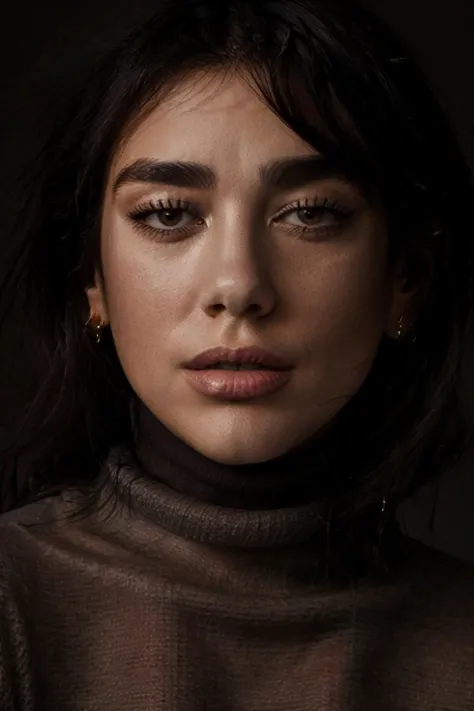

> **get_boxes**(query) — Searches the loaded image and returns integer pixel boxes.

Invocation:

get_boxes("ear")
[86,273,109,324]
[385,251,432,339]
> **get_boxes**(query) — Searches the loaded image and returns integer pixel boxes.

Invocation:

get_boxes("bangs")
[240,61,382,204]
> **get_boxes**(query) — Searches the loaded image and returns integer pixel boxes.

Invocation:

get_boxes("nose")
[200,222,278,320]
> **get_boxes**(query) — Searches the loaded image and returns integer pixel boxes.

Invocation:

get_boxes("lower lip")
[183,368,292,400]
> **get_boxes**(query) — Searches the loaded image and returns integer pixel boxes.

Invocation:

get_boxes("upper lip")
[184,346,293,370]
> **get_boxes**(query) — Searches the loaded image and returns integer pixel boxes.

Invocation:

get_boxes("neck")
[132,399,338,510]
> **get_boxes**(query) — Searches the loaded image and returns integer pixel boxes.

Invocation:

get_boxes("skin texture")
[87,70,413,465]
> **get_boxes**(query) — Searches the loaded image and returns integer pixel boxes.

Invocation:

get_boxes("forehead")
[111,71,318,177]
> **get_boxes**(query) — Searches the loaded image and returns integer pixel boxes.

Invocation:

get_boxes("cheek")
[288,254,389,414]
[100,235,184,370]
[287,245,389,351]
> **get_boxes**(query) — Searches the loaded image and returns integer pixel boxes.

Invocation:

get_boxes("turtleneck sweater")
[1,402,474,711]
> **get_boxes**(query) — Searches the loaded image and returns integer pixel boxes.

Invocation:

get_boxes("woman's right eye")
[127,199,205,239]
[139,207,196,231]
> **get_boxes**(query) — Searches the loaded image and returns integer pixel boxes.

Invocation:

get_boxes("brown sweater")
[1,408,474,710]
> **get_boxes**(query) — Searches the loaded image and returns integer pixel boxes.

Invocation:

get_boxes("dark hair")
[1,0,473,539]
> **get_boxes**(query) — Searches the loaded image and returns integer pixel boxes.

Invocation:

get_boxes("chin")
[163,404,325,465]
[187,430,303,465]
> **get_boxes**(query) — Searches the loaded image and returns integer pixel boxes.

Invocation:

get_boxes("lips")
[184,346,292,371]
[183,367,292,400]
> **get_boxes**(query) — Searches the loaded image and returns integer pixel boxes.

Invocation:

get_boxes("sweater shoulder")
[0,502,54,711]
[0,496,70,585]
[0,496,61,527]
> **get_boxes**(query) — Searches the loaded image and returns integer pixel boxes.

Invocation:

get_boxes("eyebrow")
[112,155,360,194]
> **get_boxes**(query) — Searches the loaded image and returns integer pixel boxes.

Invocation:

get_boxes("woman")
[1,0,474,708]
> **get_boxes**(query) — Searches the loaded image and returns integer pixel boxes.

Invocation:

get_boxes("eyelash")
[126,196,355,241]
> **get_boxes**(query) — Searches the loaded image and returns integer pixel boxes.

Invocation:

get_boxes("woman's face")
[88,70,411,464]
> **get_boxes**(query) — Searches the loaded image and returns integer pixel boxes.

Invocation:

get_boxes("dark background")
[1,0,473,560]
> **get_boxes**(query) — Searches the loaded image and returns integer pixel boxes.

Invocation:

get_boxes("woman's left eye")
[274,198,353,233]
[279,206,339,228]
